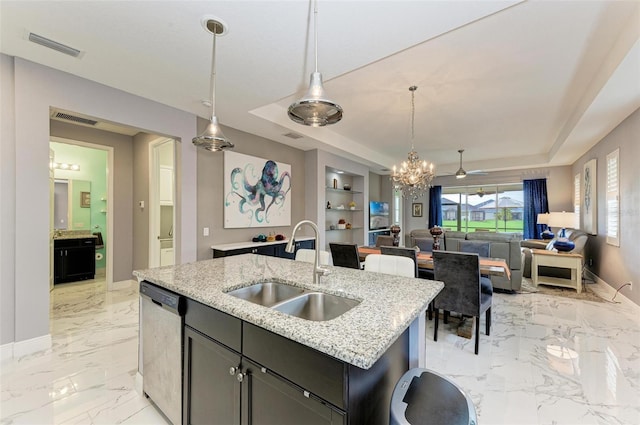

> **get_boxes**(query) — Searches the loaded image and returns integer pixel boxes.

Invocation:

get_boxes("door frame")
[50,136,114,288]
[148,137,176,268]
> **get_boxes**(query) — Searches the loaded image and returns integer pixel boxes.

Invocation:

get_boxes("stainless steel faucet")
[286,220,329,284]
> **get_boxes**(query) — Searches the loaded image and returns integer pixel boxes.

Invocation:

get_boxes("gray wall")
[572,108,639,305]
[1,54,17,345]
[50,121,135,282]
[132,132,155,271]
[196,121,308,260]
[2,55,197,345]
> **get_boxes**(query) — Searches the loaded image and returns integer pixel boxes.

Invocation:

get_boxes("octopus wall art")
[224,151,292,228]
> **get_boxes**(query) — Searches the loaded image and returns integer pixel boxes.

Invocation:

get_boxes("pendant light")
[390,86,435,200]
[455,149,467,179]
[288,1,343,127]
[193,19,234,151]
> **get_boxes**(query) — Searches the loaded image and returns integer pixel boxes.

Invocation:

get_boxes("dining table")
[358,246,511,279]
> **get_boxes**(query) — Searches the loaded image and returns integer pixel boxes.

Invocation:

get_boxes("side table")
[531,249,583,293]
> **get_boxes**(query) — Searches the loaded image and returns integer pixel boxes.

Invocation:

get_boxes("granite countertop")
[53,232,98,240]
[211,236,314,251]
[134,254,443,370]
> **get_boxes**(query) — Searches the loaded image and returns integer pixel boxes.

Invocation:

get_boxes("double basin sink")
[227,281,360,321]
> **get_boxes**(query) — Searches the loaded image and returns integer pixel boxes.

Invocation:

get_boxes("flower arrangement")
[348,201,357,209]
[338,218,346,229]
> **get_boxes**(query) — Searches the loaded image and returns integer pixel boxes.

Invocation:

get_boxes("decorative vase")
[390,224,401,246]
[553,238,575,252]
[337,224,346,230]
[540,228,554,240]
[343,184,351,191]
[430,225,444,250]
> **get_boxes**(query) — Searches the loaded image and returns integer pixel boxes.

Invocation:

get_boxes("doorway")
[49,138,114,287]
[149,138,176,268]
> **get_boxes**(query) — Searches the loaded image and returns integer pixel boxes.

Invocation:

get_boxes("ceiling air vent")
[28,32,82,58]
[283,132,303,140]
[54,112,98,126]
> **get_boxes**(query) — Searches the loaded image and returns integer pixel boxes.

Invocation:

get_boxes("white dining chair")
[363,254,415,278]
[294,248,332,266]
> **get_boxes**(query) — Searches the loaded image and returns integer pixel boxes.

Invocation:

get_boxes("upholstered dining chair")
[375,235,395,247]
[380,246,418,277]
[413,237,432,253]
[295,249,332,266]
[432,251,492,355]
[459,241,493,295]
[329,243,361,269]
[364,254,415,278]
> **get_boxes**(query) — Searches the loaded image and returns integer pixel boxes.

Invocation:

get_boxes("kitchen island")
[134,254,443,425]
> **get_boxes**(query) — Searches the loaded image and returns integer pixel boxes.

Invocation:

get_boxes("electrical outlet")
[589,258,593,267]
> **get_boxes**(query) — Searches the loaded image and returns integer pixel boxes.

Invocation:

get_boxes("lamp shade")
[537,213,550,225]
[547,212,578,229]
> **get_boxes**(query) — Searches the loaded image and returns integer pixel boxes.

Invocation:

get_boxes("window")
[574,173,580,219]
[441,183,524,233]
[606,149,619,246]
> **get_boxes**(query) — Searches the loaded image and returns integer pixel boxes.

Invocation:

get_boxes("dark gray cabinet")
[212,239,315,259]
[183,299,408,425]
[54,238,96,284]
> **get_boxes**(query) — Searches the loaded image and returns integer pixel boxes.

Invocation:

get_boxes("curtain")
[428,185,442,228]
[523,179,549,239]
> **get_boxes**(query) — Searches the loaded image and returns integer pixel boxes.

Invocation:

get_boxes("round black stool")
[390,368,477,425]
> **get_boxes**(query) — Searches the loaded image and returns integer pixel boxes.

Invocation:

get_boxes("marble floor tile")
[2,277,639,424]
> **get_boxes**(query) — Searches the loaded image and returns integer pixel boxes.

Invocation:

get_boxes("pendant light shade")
[193,18,234,151]
[455,149,467,179]
[288,1,342,127]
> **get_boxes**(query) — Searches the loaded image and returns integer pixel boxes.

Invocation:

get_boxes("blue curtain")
[428,186,442,228]
[523,179,549,239]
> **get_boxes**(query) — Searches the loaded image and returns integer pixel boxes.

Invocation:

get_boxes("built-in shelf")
[327,227,363,231]
[326,209,363,212]
[326,187,362,194]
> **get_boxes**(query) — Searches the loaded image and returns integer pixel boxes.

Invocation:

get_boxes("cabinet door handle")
[236,372,244,383]
[229,366,238,376]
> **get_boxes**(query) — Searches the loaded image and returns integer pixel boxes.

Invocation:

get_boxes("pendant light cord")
[314,0,318,73]
[410,86,416,150]
[209,25,218,120]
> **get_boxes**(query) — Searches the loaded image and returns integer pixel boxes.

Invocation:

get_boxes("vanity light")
[51,162,80,171]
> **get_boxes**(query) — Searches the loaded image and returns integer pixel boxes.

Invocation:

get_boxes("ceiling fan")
[441,149,488,178]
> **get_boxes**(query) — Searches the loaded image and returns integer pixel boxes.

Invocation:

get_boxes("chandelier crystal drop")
[390,86,434,200]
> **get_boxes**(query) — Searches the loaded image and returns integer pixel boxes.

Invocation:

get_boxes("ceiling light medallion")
[288,1,343,127]
[390,86,434,200]
[193,18,234,152]
[455,149,467,179]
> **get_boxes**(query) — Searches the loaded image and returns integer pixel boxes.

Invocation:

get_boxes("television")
[369,201,390,230]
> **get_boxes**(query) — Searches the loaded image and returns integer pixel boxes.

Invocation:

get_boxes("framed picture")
[224,151,292,228]
[412,203,423,217]
[80,191,91,208]
[582,159,597,234]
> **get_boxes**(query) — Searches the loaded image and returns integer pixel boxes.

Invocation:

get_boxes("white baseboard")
[12,334,52,358]
[587,271,639,311]
[108,279,137,291]
[135,371,144,396]
[1,342,14,363]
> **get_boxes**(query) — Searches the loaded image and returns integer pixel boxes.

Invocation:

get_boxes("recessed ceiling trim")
[28,32,82,57]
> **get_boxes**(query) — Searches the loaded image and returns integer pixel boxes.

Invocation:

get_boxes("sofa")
[520,229,588,279]
[407,229,523,292]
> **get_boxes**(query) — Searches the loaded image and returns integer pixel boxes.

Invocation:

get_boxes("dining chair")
[363,254,415,278]
[413,237,432,253]
[375,235,395,247]
[294,249,332,266]
[459,241,493,295]
[329,243,361,269]
[432,250,492,355]
[380,246,418,277]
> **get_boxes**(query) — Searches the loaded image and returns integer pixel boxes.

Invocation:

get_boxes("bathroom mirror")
[54,179,91,230]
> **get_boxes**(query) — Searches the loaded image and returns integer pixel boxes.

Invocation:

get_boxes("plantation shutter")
[606,149,619,246]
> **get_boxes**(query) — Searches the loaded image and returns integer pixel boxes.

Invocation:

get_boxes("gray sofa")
[408,229,523,292]
[520,229,588,279]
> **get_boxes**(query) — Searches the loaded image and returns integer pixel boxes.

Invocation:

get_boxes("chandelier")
[390,86,434,200]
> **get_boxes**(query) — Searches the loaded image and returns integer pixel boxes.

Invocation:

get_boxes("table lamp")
[547,212,578,252]
[537,213,554,239]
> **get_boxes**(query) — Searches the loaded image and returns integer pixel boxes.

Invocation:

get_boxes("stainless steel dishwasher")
[140,281,184,425]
